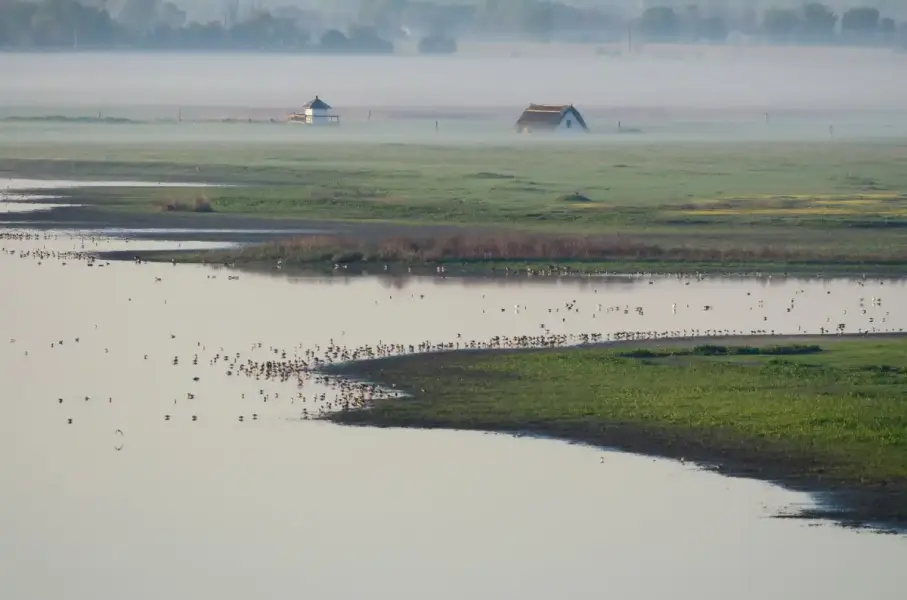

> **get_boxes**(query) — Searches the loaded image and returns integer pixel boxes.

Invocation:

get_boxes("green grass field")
[326,336,907,528]
[5,139,907,223]
[4,138,907,272]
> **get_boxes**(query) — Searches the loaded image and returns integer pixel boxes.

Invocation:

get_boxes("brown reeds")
[219,231,907,266]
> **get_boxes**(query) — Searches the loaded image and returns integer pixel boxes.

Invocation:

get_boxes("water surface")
[1,178,216,191]
[2,232,906,600]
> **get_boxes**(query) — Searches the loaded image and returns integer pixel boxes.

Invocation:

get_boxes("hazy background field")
[2,45,907,142]
[4,45,907,271]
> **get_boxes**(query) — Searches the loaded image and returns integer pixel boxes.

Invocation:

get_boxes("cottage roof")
[303,96,332,110]
[516,104,587,130]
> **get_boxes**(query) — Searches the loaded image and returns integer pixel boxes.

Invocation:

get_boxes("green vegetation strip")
[325,338,907,530]
[5,140,907,275]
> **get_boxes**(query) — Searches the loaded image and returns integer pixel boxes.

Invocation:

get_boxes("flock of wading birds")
[2,230,903,438]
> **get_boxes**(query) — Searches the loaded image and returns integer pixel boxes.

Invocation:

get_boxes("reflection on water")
[83,227,329,238]
[2,178,217,190]
[1,202,79,213]
[1,229,233,253]
[2,232,907,600]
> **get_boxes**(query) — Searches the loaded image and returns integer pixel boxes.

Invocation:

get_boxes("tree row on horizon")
[1,0,905,51]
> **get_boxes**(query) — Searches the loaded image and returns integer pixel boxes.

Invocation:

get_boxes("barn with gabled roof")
[515,104,588,133]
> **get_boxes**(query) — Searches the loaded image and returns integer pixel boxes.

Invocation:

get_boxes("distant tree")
[475,0,528,33]
[739,7,759,34]
[0,0,358,52]
[698,16,728,42]
[761,8,801,41]
[238,11,305,49]
[116,0,159,34]
[678,4,699,40]
[402,2,475,36]
[417,32,456,54]
[157,2,185,29]
[358,0,407,35]
[347,24,393,52]
[180,20,226,49]
[8,0,121,48]
[801,2,837,39]
[879,17,896,36]
[230,11,273,48]
[637,6,679,42]
[315,24,392,53]
[29,2,70,47]
[841,7,880,34]
[320,28,348,51]
[224,0,239,29]
[522,1,554,40]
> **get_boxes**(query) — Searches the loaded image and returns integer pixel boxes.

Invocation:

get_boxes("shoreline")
[0,204,464,243]
[320,334,907,533]
[100,248,907,279]
[5,203,907,278]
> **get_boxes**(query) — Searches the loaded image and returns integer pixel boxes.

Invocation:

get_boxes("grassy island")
[324,336,907,531]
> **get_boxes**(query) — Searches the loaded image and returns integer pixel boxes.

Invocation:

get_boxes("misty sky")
[2,48,905,111]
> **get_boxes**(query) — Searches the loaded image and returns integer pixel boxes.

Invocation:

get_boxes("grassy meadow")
[326,336,907,528]
[4,137,907,272]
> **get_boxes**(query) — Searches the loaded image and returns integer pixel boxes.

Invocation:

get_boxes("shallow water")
[87,227,330,237]
[1,178,216,191]
[2,232,907,600]
[0,202,78,213]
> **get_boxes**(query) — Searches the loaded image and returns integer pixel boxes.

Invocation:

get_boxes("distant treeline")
[0,0,905,52]
[634,4,904,45]
[0,0,396,52]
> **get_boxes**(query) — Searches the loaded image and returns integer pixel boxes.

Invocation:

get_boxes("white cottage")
[515,104,588,133]
[288,96,340,125]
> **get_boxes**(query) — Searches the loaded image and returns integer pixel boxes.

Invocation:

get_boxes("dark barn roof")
[303,96,332,110]
[516,104,587,131]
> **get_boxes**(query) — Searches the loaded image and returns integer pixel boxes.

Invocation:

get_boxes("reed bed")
[214,231,907,266]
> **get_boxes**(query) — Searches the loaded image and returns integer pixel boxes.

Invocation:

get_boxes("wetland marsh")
[3,230,907,600]
[4,47,907,599]
[5,139,907,275]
